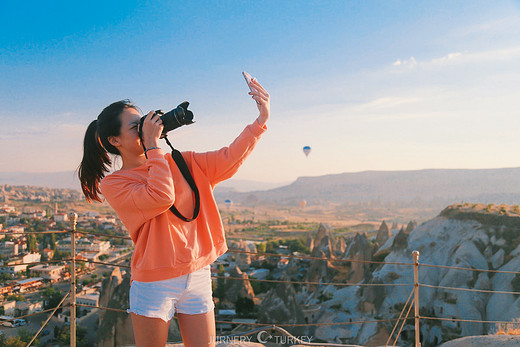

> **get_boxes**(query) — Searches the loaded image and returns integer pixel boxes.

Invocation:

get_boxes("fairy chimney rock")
[375,221,391,246]
[311,223,335,259]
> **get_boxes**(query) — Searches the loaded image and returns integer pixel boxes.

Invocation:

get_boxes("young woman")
[78,79,270,347]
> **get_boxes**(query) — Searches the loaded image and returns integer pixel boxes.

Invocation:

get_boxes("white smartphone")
[242,71,253,91]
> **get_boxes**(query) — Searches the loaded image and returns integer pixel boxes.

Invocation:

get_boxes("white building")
[54,213,68,222]
[57,237,110,254]
[0,241,18,257]
[0,205,15,213]
[8,226,24,234]
[29,264,66,281]
[0,252,39,275]
[20,252,41,264]
[15,300,43,316]
[76,293,99,312]
[0,301,16,316]
[0,263,26,275]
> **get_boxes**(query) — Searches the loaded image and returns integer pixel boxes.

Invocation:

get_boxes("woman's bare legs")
[177,309,216,347]
[131,313,171,347]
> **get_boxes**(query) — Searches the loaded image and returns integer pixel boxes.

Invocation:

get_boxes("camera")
[138,101,195,140]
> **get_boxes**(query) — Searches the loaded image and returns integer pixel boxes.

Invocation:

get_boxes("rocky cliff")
[97,268,134,347]
[258,272,307,336]
[97,268,181,345]
[222,265,256,304]
[309,204,520,346]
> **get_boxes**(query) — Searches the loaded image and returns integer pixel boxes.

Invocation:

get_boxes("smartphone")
[242,71,253,91]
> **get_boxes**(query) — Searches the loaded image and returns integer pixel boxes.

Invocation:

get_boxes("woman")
[78,78,270,346]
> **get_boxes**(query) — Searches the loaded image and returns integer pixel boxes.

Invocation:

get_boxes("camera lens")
[138,102,195,141]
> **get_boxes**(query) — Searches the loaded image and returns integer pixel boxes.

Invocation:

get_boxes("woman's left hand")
[249,78,270,126]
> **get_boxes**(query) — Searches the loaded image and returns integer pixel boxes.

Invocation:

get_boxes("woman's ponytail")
[77,99,136,203]
[78,120,111,202]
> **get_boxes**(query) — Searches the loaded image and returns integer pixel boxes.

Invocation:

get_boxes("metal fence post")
[70,212,78,347]
[412,250,421,347]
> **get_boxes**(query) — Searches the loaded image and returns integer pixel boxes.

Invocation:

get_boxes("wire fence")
[2,218,520,347]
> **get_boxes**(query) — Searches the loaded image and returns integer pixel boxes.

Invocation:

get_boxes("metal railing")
[2,216,520,347]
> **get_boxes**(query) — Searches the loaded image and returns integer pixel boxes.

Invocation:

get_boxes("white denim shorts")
[128,264,214,322]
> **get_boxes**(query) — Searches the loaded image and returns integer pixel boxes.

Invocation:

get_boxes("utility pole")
[413,250,421,347]
[70,212,78,347]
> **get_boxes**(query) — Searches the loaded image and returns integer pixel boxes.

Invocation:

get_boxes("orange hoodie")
[100,120,267,283]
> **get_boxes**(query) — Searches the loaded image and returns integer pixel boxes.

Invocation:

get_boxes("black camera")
[138,101,195,140]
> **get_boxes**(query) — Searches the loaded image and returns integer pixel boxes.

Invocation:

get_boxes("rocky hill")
[215,168,520,208]
[304,204,520,346]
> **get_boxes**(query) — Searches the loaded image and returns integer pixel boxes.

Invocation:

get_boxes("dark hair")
[78,100,138,202]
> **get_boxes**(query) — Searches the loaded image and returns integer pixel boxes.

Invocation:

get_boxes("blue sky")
[1,1,520,184]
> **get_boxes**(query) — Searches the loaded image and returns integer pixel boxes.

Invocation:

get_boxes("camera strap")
[163,135,200,222]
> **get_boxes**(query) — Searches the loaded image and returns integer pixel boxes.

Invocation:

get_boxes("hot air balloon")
[224,199,233,208]
[303,146,311,157]
[299,200,307,209]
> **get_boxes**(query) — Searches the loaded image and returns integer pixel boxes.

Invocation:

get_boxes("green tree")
[256,243,266,253]
[0,273,12,282]
[42,286,65,312]
[54,323,89,347]
[251,273,275,295]
[52,249,70,260]
[2,336,26,347]
[260,259,276,270]
[17,328,39,345]
[78,260,86,271]
[6,294,25,302]
[27,234,38,253]
[50,233,57,250]
[213,265,227,302]
[235,296,255,317]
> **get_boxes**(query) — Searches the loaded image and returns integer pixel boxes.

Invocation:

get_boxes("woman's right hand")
[141,111,163,149]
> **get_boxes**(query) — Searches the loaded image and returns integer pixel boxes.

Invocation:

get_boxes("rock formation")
[334,237,347,256]
[305,234,314,252]
[229,240,256,271]
[391,227,408,250]
[364,206,520,345]
[305,249,336,293]
[343,233,374,283]
[222,266,255,304]
[311,223,335,259]
[258,272,307,336]
[375,221,391,246]
[304,224,338,293]
[96,268,134,347]
[405,220,417,233]
[97,268,181,345]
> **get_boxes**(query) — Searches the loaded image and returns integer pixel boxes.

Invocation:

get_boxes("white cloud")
[393,46,520,71]
[393,56,417,67]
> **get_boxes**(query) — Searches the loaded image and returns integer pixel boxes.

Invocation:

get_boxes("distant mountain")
[215,168,520,207]
[3,168,520,209]
[215,179,290,192]
[0,171,81,190]
[0,171,287,193]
